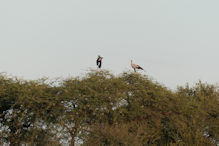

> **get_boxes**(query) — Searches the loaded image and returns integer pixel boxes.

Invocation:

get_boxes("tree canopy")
[0,70,218,145]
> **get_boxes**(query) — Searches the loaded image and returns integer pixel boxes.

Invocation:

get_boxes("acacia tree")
[177,82,219,145]
[59,70,128,145]
[0,71,218,145]
[0,77,64,145]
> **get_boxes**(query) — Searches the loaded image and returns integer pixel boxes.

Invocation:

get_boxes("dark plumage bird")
[131,60,144,72]
[96,55,103,68]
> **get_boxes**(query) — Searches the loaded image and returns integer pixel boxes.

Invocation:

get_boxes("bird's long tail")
[137,66,145,72]
[137,66,144,70]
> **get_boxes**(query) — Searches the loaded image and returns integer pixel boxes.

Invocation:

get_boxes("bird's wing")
[99,61,102,68]
[96,59,99,65]
[131,63,137,68]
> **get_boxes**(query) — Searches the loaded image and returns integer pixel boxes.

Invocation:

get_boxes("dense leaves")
[0,71,218,145]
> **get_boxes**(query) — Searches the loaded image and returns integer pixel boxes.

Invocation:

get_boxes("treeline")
[0,70,218,146]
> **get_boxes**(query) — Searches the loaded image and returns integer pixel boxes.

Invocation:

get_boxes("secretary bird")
[131,60,144,72]
[96,55,103,68]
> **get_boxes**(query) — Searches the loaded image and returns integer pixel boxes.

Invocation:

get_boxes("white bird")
[131,60,144,72]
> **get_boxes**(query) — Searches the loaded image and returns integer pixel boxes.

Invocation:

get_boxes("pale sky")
[0,0,219,89]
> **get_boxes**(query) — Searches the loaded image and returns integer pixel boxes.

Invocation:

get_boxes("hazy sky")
[0,0,219,89]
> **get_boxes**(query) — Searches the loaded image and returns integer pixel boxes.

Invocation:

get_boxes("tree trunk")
[70,136,75,146]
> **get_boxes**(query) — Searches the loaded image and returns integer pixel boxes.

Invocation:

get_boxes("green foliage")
[0,71,218,145]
